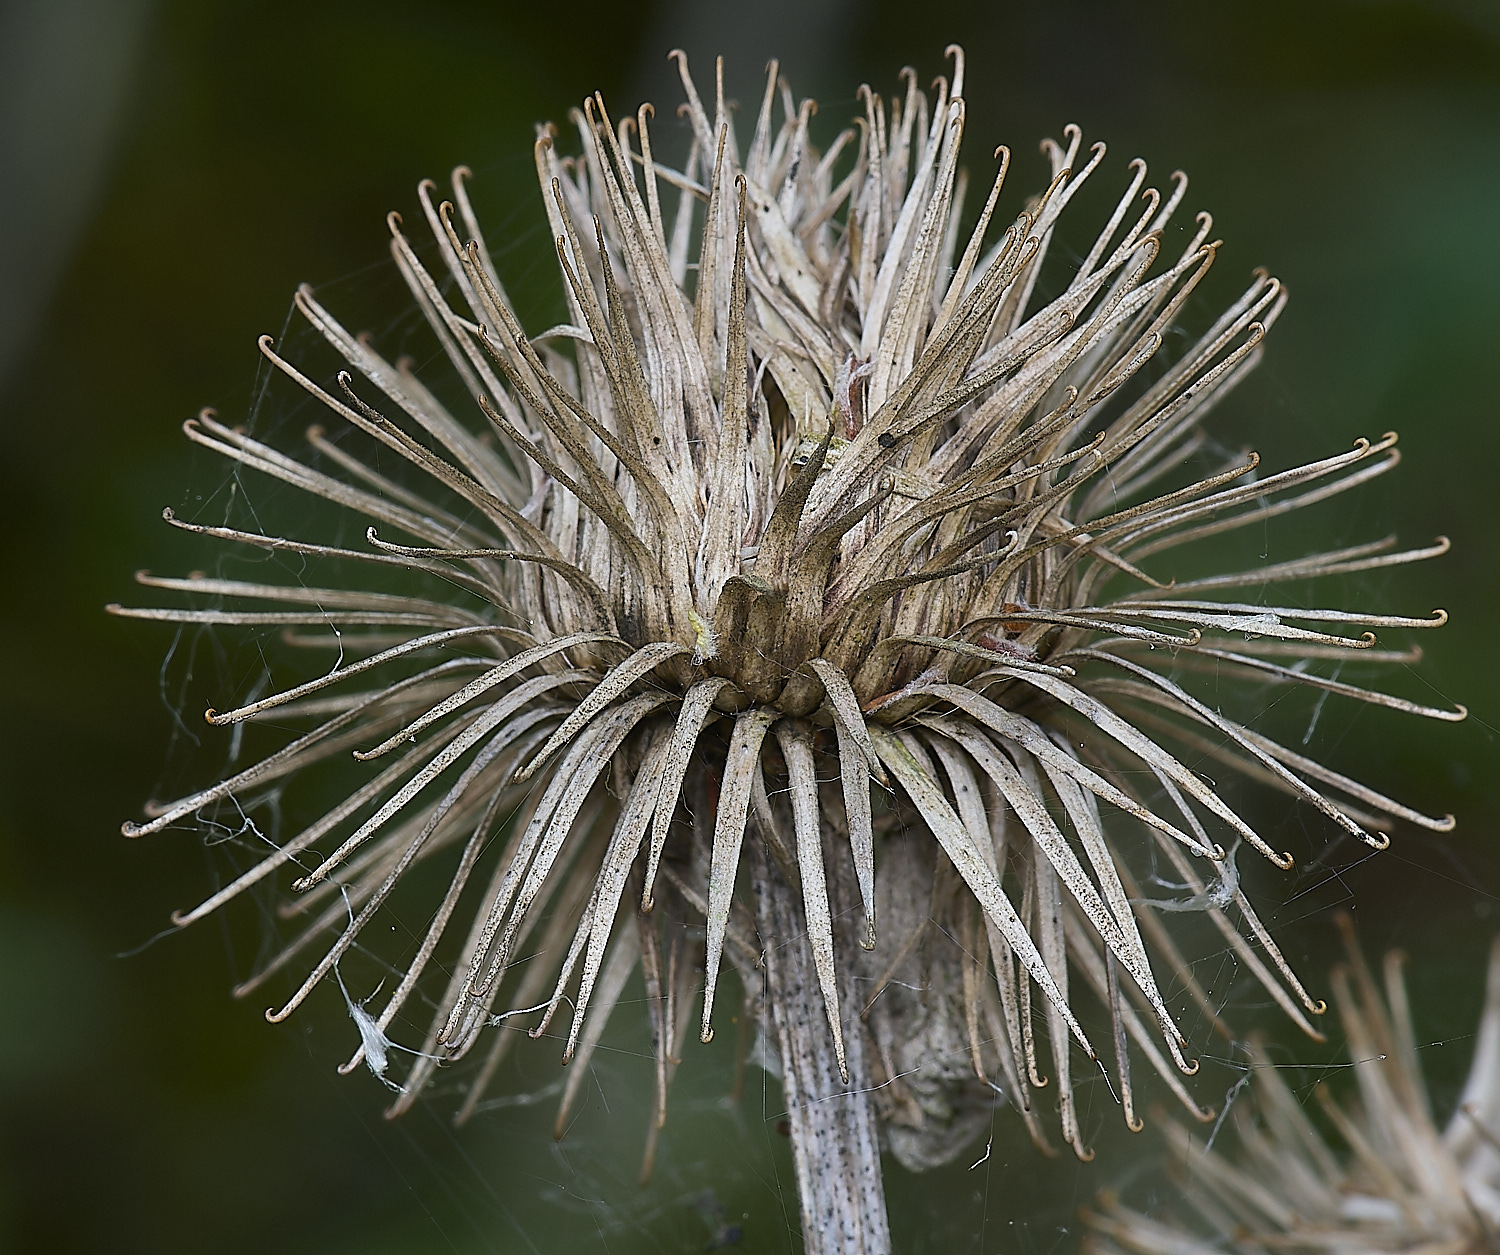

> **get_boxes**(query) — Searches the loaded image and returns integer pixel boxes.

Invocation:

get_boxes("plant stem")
[753,837,891,1254]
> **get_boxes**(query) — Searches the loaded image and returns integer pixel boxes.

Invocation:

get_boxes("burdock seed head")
[1086,917,1500,1255]
[114,47,1460,1182]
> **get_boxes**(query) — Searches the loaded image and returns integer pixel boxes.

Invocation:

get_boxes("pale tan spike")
[554,924,640,1138]
[565,725,674,1060]
[776,720,848,1083]
[874,729,1096,1060]
[700,708,777,1044]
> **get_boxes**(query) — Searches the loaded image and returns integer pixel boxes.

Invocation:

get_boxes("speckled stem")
[753,833,890,1254]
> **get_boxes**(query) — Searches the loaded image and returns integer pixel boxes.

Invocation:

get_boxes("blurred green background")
[1,1,1498,1251]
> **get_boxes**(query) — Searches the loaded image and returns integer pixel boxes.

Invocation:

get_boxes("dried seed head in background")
[113,45,1461,1179]
[1087,920,1500,1255]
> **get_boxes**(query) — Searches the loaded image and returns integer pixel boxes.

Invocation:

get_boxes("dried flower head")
[113,47,1460,1244]
[1087,918,1500,1255]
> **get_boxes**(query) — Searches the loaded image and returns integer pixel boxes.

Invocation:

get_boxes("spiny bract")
[115,48,1460,1167]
